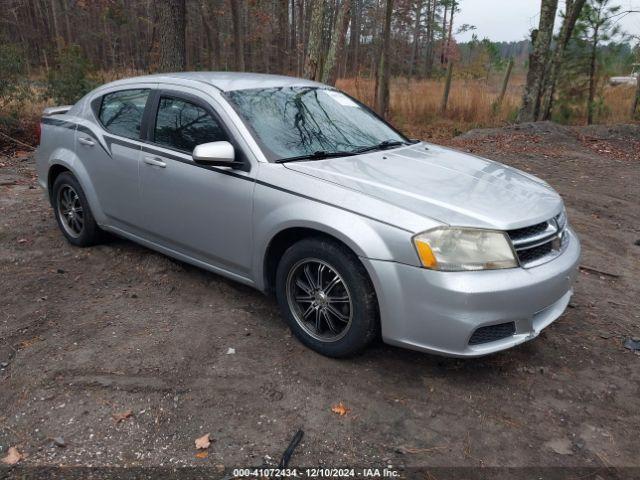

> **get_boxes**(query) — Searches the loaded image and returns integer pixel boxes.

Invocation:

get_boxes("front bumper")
[362,228,581,357]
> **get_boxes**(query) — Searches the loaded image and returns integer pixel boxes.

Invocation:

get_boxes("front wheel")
[275,238,379,357]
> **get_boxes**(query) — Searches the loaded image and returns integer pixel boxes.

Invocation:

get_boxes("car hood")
[283,142,563,230]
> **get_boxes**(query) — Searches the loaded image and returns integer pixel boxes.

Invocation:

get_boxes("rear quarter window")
[98,89,149,139]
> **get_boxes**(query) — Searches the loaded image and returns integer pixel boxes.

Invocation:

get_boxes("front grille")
[469,322,516,345]
[516,241,553,264]
[508,221,549,241]
[507,214,567,267]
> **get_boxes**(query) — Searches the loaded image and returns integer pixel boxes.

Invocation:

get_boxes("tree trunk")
[424,0,435,77]
[495,57,514,109]
[517,0,558,122]
[439,2,448,66]
[408,1,422,77]
[201,1,221,69]
[61,0,72,45]
[540,0,586,120]
[50,0,63,55]
[290,0,296,73]
[156,0,186,72]
[374,0,394,117]
[296,0,305,75]
[230,0,245,71]
[322,0,351,85]
[440,61,453,112]
[587,27,599,125]
[348,0,360,76]
[277,0,289,74]
[303,0,326,81]
[445,1,455,64]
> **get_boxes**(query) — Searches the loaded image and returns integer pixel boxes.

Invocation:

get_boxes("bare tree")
[444,0,458,65]
[408,1,423,77]
[439,1,448,66]
[201,1,222,69]
[517,0,559,122]
[50,0,63,56]
[495,57,514,109]
[424,0,437,77]
[277,0,289,74]
[540,0,587,120]
[156,0,186,72]
[323,0,351,85]
[348,0,361,76]
[230,0,245,71]
[304,0,326,80]
[375,0,394,117]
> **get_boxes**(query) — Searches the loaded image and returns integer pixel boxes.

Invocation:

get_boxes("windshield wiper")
[275,150,360,163]
[352,139,408,154]
[275,140,409,164]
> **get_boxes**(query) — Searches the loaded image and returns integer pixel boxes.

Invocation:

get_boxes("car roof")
[105,72,327,92]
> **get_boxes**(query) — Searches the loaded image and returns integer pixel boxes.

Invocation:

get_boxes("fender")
[47,153,108,226]
[251,191,419,291]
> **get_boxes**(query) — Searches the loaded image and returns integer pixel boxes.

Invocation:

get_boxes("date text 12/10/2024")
[232,468,401,477]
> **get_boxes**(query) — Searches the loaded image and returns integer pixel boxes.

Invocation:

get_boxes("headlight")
[412,227,518,271]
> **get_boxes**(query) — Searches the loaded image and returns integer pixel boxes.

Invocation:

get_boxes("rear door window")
[98,89,150,139]
[153,96,227,152]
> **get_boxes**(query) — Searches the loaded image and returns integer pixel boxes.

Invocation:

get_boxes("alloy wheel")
[57,184,84,238]
[285,258,353,342]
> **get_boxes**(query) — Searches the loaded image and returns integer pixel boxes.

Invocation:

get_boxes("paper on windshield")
[325,90,359,107]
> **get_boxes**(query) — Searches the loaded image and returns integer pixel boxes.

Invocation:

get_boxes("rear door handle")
[78,137,95,146]
[143,156,166,168]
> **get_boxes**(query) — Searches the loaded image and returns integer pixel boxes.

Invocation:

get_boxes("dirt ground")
[1,122,639,474]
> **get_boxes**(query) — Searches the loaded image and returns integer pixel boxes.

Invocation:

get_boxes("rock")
[56,268,65,274]
[0,362,8,368]
[544,438,573,455]
[226,347,236,355]
[53,437,66,448]
[623,338,640,352]
[1,447,22,465]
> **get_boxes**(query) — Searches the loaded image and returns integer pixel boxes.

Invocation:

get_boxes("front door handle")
[78,137,95,146]
[143,156,167,168]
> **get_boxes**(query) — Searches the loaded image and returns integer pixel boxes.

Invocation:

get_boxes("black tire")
[52,172,103,247]
[275,237,379,357]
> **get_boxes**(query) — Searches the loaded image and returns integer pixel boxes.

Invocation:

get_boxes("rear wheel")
[275,238,379,357]
[52,172,103,247]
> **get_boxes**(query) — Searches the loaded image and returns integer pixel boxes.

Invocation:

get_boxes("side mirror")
[192,141,239,167]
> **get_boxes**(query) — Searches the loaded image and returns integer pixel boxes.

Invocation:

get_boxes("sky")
[454,0,640,43]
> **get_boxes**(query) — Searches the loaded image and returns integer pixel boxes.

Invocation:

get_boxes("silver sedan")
[35,72,580,358]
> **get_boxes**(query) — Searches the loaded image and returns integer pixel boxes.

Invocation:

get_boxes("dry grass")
[599,83,638,123]
[337,75,638,140]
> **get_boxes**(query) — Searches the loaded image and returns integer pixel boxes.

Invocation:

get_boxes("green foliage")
[0,43,30,122]
[45,45,98,105]
[505,106,519,123]
[553,35,590,123]
[0,43,26,99]
[460,35,506,79]
[554,0,628,123]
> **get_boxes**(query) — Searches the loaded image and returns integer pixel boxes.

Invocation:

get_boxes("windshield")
[225,87,407,161]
